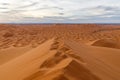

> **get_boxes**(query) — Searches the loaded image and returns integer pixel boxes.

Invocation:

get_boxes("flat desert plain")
[0,24,120,80]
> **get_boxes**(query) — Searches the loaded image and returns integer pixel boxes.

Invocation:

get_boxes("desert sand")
[0,24,120,80]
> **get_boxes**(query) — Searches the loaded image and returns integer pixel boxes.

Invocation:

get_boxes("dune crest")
[91,39,120,49]
[0,38,100,80]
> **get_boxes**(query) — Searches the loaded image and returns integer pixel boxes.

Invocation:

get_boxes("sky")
[0,0,120,23]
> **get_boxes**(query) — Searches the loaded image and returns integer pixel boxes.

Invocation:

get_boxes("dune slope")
[91,39,120,49]
[0,46,31,65]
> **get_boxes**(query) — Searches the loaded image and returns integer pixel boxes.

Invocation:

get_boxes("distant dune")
[0,24,120,80]
[91,39,120,49]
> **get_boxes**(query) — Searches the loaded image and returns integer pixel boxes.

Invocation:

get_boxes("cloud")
[18,2,39,8]
[0,7,8,9]
[0,0,120,23]
[34,6,64,11]
[79,5,120,19]
[1,3,10,5]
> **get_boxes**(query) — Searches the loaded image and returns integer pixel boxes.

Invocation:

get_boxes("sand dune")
[66,40,120,80]
[0,24,120,49]
[0,38,120,80]
[0,24,120,80]
[0,46,31,65]
[91,39,120,49]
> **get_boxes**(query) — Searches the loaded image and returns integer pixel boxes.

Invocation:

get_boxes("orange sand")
[0,24,120,80]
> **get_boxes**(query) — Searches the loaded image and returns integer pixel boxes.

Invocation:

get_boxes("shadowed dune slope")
[0,38,120,80]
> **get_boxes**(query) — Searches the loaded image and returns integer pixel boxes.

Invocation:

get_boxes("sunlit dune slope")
[0,46,31,65]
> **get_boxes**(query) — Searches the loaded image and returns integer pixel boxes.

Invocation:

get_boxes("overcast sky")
[0,0,120,23]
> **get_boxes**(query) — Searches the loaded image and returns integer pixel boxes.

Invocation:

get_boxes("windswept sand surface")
[0,24,120,80]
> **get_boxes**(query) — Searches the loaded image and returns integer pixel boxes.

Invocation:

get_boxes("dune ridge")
[0,38,100,80]
[0,38,120,80]
[91,39,120,49]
